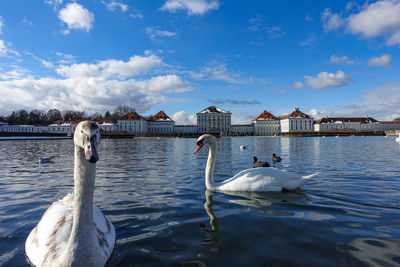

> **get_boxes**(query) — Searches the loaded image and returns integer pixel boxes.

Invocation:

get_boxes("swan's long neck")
[205,141,217,190]
[67,145,99,259]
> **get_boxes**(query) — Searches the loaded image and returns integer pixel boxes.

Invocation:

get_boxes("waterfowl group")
[26,128,318,266]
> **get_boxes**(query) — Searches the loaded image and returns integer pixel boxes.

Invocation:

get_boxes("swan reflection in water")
[199,190,220,247]
[199,190,311,247]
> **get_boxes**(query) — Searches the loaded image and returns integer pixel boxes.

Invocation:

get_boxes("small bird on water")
[272,154,282,163]
[253,157,270,168]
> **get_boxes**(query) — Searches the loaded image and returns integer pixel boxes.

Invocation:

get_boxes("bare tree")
[114,105,135,118]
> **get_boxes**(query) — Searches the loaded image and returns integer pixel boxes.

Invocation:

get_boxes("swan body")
[396,133,400,143]
[26,121,115,267]
[240,145,247,150]
[195,134,318,192]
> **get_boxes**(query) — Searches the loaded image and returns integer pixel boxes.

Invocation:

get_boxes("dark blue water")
[1,136,400,266]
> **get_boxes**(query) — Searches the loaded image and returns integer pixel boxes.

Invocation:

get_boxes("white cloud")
[0,16,3,34]
[55,52,76,65]
[302,70,351,89]
[144,27,176,41]
[248,17,262,31]
[45,0,63,9]
[42,60,55,69]
[309,108,322,119]
[102,0,128,12]
[347,0,400,45]
[129,10,143,19]
[300,32,318,46]
[0,66,32,80]
[329,55,355,65]
[321,80,400,120]
[321,8,345,33]
[0,54,193,114]
[58,3,94,34]
[324,0,400,46]
[305,14,314,22]
[0,40,19,57]
[160,0,220,15]
[191,61,250,84]
[172,111,196,124]
[22,18,34,27]
[265,26,286,39]
[368,54,392,67]
[56,54,162,79]
[293,81,304,89]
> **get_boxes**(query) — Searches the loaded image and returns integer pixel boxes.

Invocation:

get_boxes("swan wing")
[25,194,115,266]
[25,194,74,267]
[217,167,312,192]
[93,204,116,263]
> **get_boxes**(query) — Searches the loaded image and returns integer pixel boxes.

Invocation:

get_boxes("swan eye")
[197,140,203,146]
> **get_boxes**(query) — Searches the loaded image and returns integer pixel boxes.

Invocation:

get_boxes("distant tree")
[114,105,135,118]
[46,109,62,124]
[63,110,86,121]
[394,117,400,121]
[8,109,29,125]
[90,112,103,121]
[29,109,46,125]
[104,111,111,119]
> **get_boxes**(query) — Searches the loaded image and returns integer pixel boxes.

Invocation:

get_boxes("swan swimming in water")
[195,134,318,192]
[25,121,115,267]
[396,133,400,143]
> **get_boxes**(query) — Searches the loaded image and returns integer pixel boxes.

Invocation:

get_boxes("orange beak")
[194,143,203,153]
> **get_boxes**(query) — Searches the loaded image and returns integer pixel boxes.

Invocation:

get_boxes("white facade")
[117,112,148,134]
[148,111,174,134]
[314,117,381,132]
[197,106,231,134]
[117,120,148,134]
[253,120,281,136]
[281,108,313,133]
[379,121,400,131]
[230,124,255,135]
[252,111,281,136]
[99,122,118,132]
[174,125,198,134]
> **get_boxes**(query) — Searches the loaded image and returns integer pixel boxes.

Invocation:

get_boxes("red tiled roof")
[252,111,279,121]
[121,112,143,120]
[315,117,379,124]
[282,108,311,119]
[50,119,113,125]
[148,111,173,122]
[378,121,400,124]
[51,119,84,125]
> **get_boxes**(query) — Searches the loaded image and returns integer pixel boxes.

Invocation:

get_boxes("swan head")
[74,121,101,164]
[195,134,216,153]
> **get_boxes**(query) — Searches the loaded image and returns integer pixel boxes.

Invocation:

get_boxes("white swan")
[26,121,115,267]
[396,133,400,143]
[195,134,318,192]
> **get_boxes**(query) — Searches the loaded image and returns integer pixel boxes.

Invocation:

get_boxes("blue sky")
[0,0,400,124]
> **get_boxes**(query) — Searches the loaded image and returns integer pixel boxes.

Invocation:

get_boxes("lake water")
[1,136,400,266]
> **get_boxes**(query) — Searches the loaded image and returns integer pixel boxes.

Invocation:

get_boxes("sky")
[0,0,400,124]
